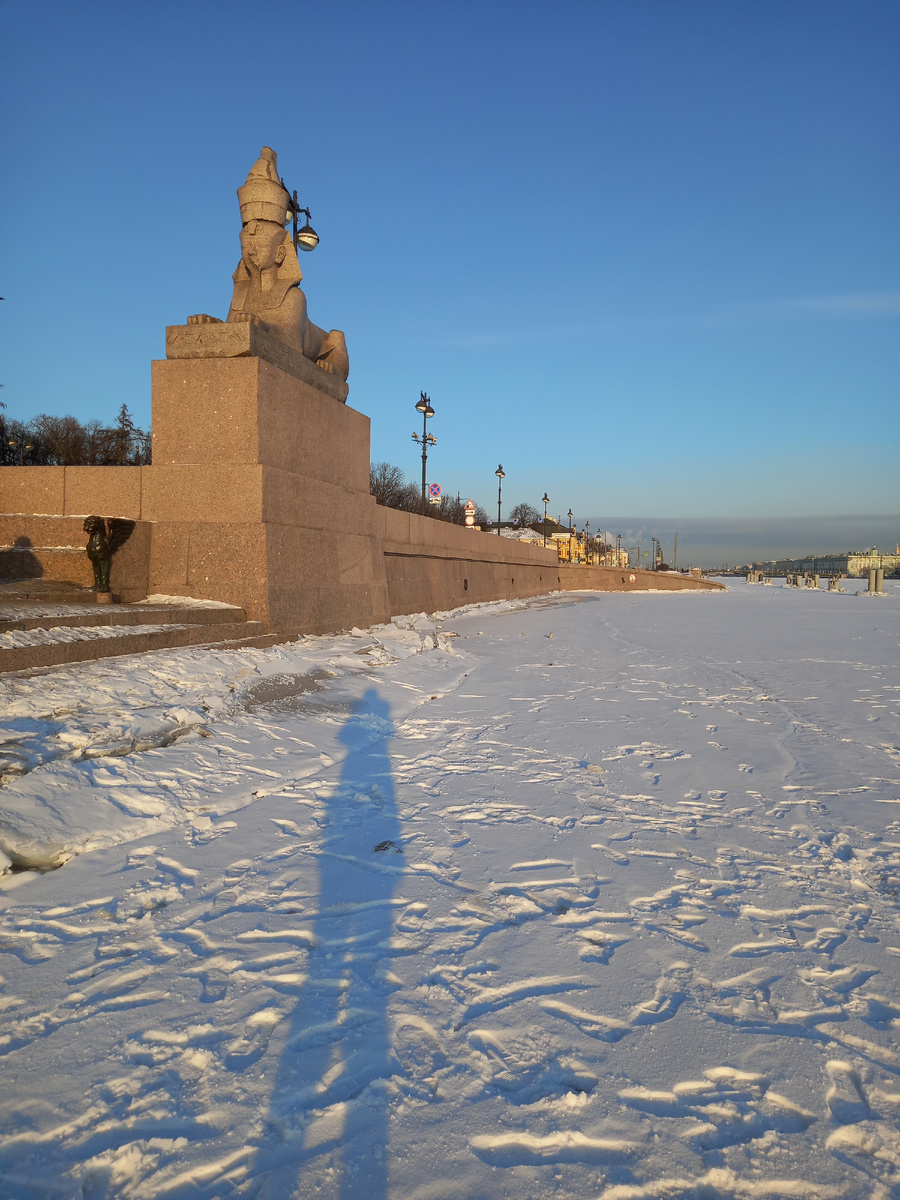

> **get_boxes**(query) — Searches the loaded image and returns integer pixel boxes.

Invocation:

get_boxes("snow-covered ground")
[1,579,898,1199]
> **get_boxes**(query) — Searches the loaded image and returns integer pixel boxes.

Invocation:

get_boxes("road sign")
[464,499,476,512]
[429,483,442,498]
[465,514,475,526]
[628,573,636,583]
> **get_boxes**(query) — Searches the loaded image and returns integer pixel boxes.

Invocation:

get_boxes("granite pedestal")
[149,325,391,634]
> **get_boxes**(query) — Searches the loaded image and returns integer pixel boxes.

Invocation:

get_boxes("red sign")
[628,573,636,583]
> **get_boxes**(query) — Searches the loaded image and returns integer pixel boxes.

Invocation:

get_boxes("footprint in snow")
[577,929,630,964]
[466,1025,598,1102]
[469,1129,637,1166]
[803,927,847,954]
[618,1066,815,1150]
[826,1059,870,1124]
[630,962,692,1025]
[393,1017,449,1097]
[225,1007,283,1070]
[590,842,630,866]
[186,816,237,846]
[540,999,632,1043]
[155,855,199,884]
[846,991,900,1027]
[197,969,229,1003]
[727,936,799,958]
[799,962,880,995]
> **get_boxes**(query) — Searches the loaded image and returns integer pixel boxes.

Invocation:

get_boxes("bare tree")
[509,501,540,527]
[371,462,489,524]
[0,407,151,467]
[1,417,33,466]
[133,428,151,465]
[370,462,408,507]
[28,414,88,465]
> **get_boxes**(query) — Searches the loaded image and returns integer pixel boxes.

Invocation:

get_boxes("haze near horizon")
[580,514,900,570]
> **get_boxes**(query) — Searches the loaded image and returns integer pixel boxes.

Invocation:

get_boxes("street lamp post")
[495,465,505,534]
[8,438,33,467]
[411,392,436,516]
[585,521,591,564]
[542,493,550,548]
[616,533,622,564]
[284,189,319,253]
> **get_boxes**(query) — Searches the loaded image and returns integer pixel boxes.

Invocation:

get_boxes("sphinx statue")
[226,148,349,382]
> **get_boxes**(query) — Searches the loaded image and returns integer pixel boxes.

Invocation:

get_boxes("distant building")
[752,546,900,577]
[499,527,544,543]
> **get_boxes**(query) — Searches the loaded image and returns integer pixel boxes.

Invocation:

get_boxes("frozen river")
[1,578,898,1198]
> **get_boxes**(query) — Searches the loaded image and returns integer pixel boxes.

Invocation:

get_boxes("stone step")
[0,579,99,605]
[0,619,274,674]
[0,603,251,635]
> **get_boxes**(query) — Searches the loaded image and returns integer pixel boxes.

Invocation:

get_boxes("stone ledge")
[0,620,269,675]
[165,320,349,403]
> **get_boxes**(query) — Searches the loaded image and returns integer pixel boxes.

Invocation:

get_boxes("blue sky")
[2,0,898,542]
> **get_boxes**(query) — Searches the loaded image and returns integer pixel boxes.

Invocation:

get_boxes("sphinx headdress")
[237,147,291,226]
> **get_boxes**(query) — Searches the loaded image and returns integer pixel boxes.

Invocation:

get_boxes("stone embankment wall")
[377,508,722,615]
[1,468,722,626]
[0,341,722,632]
[378,508,558,613]
[557,563,720,594]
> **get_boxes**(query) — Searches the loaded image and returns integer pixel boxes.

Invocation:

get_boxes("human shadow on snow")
[254,687,400,1199]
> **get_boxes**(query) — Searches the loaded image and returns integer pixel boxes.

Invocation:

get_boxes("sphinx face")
[240,221,287,274]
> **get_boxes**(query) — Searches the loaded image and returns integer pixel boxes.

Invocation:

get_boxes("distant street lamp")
[585,521,591,564]
[542,493,550,548]
[616,533,622,562]
[8,438,33,467]
[495,464,505,535]
[411,392,436,516]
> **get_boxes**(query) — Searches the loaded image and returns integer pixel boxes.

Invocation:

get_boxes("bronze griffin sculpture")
[83,516,135,594]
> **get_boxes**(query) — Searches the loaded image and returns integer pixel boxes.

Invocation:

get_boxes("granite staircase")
[0,580,280,674]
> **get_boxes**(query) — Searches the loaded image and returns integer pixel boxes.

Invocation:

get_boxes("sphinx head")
[239,220,291,274]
